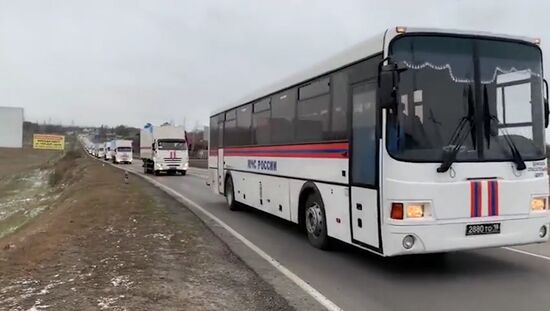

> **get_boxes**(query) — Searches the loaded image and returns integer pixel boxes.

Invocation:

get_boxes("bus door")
[350,81,380,250]
[217,117,225,194]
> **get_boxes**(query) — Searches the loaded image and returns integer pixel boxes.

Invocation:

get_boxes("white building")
[0,107,24,148]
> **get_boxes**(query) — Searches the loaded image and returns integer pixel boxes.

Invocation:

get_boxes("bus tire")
[304,192,330,250]
[225,175,239,211]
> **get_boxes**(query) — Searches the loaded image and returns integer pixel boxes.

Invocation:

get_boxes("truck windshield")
[158,140,187,150]
[117,147,132,152]
[387,35,545,162]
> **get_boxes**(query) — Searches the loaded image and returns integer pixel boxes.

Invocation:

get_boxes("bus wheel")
[225,176,239,211]
[304,193,330,249]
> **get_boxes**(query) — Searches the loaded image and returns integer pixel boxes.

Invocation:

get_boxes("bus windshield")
[158,139,187,150]
[387,35,545,162]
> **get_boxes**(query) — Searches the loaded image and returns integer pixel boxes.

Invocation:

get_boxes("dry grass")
[0,147,60,179]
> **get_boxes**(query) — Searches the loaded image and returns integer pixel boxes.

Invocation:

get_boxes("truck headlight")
[531,197,548,211]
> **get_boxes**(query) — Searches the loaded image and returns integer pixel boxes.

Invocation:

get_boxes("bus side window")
[236,104,252,146]
[331,71,348,140]
[296,78,330,142]
[253,98,271,145]
[209,115,218,150]
[271,89,296,144]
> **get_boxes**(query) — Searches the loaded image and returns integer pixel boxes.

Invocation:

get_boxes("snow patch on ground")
[110,275,133,289]
[145,233,173,241]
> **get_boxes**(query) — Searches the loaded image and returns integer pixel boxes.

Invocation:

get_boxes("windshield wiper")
[490,117,527,171]
[482,85,526,171]
[437,86,475,173]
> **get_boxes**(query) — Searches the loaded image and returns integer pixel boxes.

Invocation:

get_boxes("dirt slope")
[0,147,59,179]
[0,151,292,311]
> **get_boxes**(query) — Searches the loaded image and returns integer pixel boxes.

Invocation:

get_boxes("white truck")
[112,139,133,164]
[104,141,113,161]
[96,143,105,158]
[140,124,188,175]
[88,143,95,155]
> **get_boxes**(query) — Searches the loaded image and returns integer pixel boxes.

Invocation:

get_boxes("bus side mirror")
[544,79,549,128]
[378,63,405,110]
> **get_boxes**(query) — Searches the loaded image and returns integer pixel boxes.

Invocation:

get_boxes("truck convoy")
[112,139,133,164]
[140,124,188,175]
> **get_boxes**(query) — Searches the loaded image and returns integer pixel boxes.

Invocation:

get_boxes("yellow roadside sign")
[33,134,65,150]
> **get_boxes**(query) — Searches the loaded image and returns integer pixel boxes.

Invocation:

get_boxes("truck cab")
[140,124,189,176]
[97,146,105,158]
[151,139,189,174]
[112,140,133,164]
[104,141,113,161]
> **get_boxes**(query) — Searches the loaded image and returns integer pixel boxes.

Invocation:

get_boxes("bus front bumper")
[383,216,550,256]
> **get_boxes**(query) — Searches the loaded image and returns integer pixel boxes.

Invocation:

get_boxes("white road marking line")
[188,173,208,179]
[84,149,342,311]
[503,247,550,261]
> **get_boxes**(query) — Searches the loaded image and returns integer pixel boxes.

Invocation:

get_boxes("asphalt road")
[116,161,550,311]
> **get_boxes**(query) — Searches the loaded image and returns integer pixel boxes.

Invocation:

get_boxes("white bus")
[208,27,550,256]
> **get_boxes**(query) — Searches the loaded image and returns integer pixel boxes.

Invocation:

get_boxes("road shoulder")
[119,161,328,310]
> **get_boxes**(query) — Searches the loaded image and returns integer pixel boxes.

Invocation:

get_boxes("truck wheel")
[154,170,160,176]
[181,170,187,176]
[225,176,239,211]
[304,192,330,250]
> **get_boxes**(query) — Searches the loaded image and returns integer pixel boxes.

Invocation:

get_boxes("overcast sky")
[0,0,548,129]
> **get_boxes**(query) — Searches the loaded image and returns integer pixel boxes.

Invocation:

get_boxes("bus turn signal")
[391,203,404,220]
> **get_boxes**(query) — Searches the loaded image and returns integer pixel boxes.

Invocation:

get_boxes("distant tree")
[114,125,130,137]
[104,125,140,139]
[98,125,109,140]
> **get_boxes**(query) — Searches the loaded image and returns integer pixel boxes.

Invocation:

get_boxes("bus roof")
[211,27,539,116]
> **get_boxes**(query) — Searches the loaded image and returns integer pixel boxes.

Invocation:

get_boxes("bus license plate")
[466,223,501,236]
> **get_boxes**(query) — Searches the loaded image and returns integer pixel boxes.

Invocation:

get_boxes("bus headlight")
[391,202,431,220]
[406,204,425,218]
[531,197,547,211]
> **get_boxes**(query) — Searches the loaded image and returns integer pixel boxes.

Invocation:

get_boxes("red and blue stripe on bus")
[223,142,349,159]
[470,180,499,217]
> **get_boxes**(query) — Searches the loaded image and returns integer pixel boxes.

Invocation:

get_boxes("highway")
[117,161,550,311]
